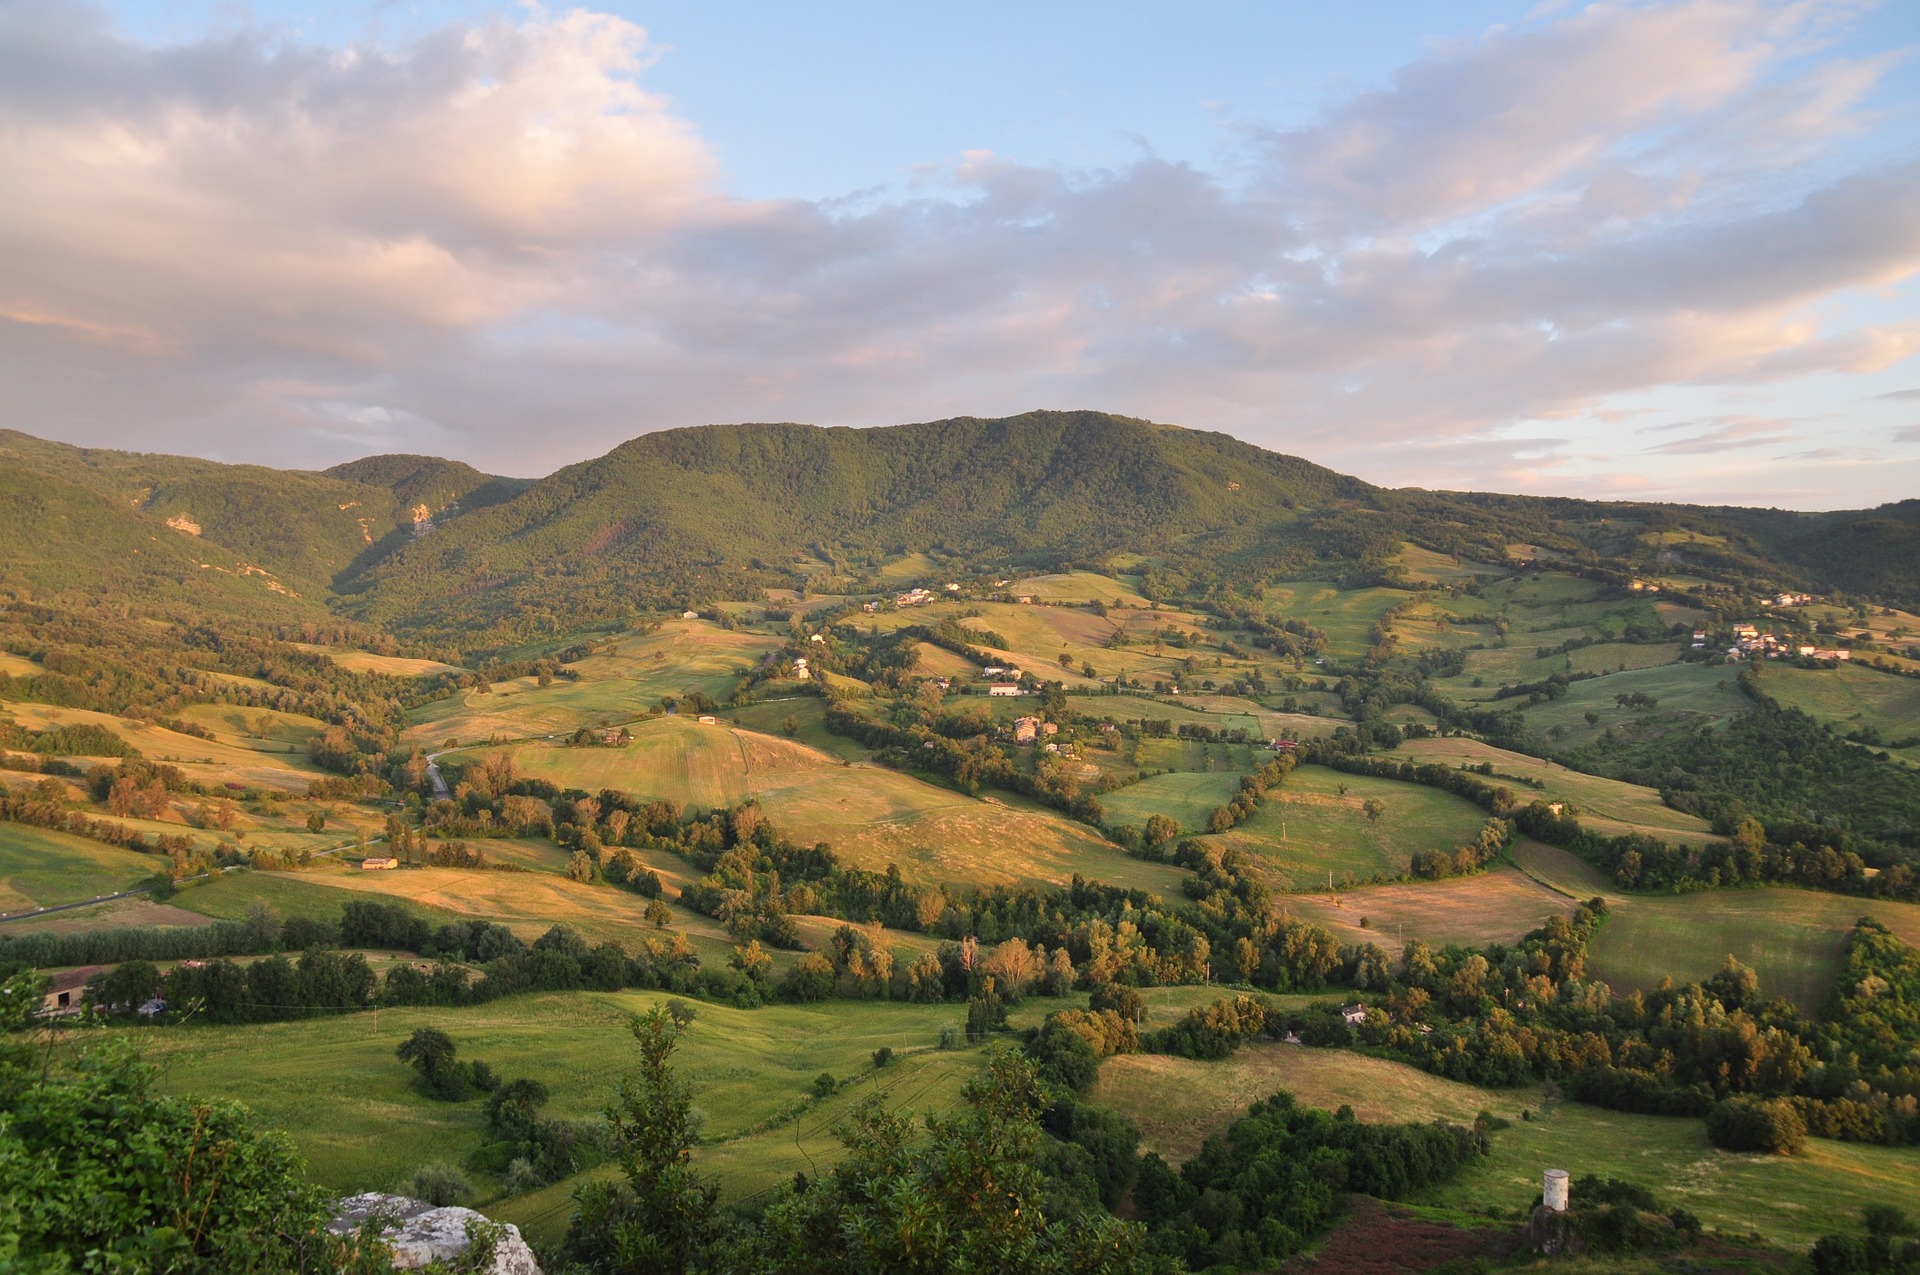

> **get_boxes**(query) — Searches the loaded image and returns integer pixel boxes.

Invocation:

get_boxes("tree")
[743,1051,1155,1274]
[1363,798,1384,823]
[565,1008,719,1274]
[1143,814,1180,849]
[0,1043,393,1273]
[396,1026,494,1101]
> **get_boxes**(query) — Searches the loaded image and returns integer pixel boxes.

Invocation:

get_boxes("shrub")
[1705,1096,1806,1155]
[871,1046,893,1069]
[407,1161,471,1207]
[811,1072,837,1099]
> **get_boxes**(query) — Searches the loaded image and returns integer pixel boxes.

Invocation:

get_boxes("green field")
[723,697,873,762]
[403,618,782,746]
[483,720,1180,894]
[1427,1090,1920,1248]
[1516,662,1747,751]
[0,824,160,914]
[1587,887,1920,1013]
[1262,584,1416,662]
[1200,765,1492,889]
[1100,771,1244,834]
[1761,662,1920,764]
[1397,736,1718,842]
[1,701,328,792]
[1096,1043,1920,1248]
[125,991,1008,1218]
[1008,570,1149,606]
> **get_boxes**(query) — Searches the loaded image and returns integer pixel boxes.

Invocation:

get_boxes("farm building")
[1341,1004,1368,1026]
[361,856,400,871]
[40,966,101,1016]
[697,715,719,725]
[988,684,1022,697]
[1013,716,1040,743]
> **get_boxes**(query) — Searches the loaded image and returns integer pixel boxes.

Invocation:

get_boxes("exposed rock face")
[330,1193,542,1274]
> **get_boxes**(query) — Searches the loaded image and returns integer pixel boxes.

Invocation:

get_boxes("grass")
[0,702,326,791]
[1263,585,1416,662]
[1280,865,1579,952]
[290,644,463,676]
[1517,662,1748,751]
[1396,737,1717,842]
[1200,765,1493,890]
[1585,887,1920,1014]
[1008,571,1149,605]
[1761,662,1920,762]
[0,824,160,913]
[402,618,782,746]
[1096,1041,1502,1164]
[481,721,1182,895]
[122,991,1005,1219]
[1100,771,1244,834]
[1424,1091,1920,1249]
[1095,1042,1920,1249]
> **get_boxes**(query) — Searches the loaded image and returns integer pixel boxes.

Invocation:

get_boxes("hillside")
[0,431,525,597]
[6,413,1920,649]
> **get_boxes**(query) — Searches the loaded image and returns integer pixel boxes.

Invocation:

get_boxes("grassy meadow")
[481,719,1180,894]
[403,619,782,747]
[0,823,160,913]
[1200,765,1493,889]
[124,990,1004,1205]
[1097,1042,1919,1248]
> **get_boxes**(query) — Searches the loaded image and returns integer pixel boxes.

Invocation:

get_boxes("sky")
[4,0,1920,508]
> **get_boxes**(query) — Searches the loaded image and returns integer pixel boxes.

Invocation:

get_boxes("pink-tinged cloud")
[0,0,1916,511]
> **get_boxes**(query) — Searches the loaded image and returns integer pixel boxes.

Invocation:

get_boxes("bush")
[871,1046,893,1069]
[811,1072,837,1099]
[1705,1096,1806,1155]
[938,1023,960,1050]
[407,1161,471,1207]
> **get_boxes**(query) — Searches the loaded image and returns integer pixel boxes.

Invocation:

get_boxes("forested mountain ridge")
[3,411,1917,649]
[0,430,525,601]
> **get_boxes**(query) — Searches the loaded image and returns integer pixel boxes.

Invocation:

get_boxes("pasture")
[1761,662,1920,761]
[1425,1090,1920,1249]
[1096,1040,1502,1165]
[1201,765,1492,889]
[1516,661,1747,750]
[124,991,1004,1209]
[0,701,326,791]
[1009,570,1149,606]
[1097,1041,1918,1248]
[483,720,1180,894]
[1280,865,1578,951]
[403,619,782,746]
[290,645,464,677]
[1100,771,1243,835]
[0,823,160,914]
[1396,736,1717,841]
[1585,887,1920,1013]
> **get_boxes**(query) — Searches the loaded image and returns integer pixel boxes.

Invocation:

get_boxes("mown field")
[1,701,327,791]
[1517,662,1747,751]
[484,720,1182,894]
[1588,887,1920,1013]
[1282,865,1577,952]
[0,823,159,914]
[403,619,782,746]
[1199,765,1493,889]
[1396,736,1718,842]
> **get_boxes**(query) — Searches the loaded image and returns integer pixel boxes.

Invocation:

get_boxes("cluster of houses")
[1773,592,1815,607]
[1628,580,1662,593]
[1697,624,1850,661]
[1012,716,1060,744]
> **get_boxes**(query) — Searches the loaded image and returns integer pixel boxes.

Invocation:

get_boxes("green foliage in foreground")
[564,1008,1159,1275]
[0,978,398,1275]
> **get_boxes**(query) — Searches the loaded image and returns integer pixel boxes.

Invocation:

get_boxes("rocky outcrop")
[330,1193,542,1274]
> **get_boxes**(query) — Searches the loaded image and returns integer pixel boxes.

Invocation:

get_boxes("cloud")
[1894,424,1920,444]
[0,0,1917,508]
[1640,415,1801,453]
